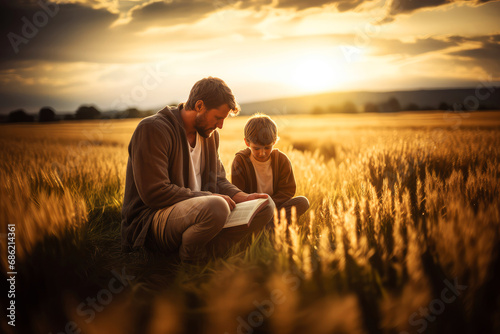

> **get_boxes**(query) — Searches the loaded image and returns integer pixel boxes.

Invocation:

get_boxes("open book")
[223,198,268,228]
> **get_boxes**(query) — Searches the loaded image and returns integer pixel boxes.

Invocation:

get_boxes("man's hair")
[244,113,279,146]
[184,77,240,115]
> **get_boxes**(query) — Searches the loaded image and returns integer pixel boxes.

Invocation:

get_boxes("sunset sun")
[292,55,345,93]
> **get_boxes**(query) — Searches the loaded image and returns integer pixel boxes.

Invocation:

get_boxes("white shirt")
[187,133,202,191]
[250,154,273,195]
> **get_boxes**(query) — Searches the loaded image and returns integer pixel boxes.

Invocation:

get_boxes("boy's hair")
[184,77,240,115]
[244,113,279,146]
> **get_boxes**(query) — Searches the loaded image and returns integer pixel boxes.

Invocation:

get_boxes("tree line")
[3,97,497,123]
[310,97,496,114]
[1,105,156,123]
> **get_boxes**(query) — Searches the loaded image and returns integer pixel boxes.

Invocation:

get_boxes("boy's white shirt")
[187,133,202,192]
[250,154,273,195]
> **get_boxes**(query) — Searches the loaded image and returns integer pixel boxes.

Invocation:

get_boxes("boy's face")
[245,139,275,162]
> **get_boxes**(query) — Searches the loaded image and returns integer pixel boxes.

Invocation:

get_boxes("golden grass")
[1,111,499,333]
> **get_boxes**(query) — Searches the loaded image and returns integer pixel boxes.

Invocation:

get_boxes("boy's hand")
[232,191,268,203]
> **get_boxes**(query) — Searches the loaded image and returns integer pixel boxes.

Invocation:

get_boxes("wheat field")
[1,111,500,334]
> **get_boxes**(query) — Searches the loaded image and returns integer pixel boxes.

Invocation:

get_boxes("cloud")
[453,42,500,59]
[273,0,376,11]
[128,0,218,28]
[361,33,500,79]
[249,0,500,14]
[0,0,276,70]
[274,0,340,10]
[371,33,499,62]
[371,36,460,56]
[388,0,448,15]
[0,1,119,64]
[385,0,500,20]
[448,34,500,76]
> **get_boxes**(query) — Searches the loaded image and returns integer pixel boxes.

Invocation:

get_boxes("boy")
[231,114,309,226]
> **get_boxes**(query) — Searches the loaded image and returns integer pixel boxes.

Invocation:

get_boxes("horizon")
[1,0,499,115]
[3,85,500,116]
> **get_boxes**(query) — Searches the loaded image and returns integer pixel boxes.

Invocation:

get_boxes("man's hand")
[232,191,269,204]
[246,193,269,201]
[212,194,236,210]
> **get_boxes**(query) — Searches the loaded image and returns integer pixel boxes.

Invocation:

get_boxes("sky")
[0,0,499,114]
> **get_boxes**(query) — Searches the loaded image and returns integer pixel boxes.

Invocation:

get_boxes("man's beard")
[194,113,215,138]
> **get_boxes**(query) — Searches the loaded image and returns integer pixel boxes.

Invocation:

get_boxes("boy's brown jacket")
[231,148,296,208]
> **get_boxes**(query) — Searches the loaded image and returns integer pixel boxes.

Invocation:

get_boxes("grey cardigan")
[121,104,241,250]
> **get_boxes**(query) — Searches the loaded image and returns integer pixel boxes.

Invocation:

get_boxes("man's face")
[194,103,231,138]
[245,139,275,162]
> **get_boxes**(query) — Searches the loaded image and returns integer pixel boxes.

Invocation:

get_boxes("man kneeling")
[121,77,274,261]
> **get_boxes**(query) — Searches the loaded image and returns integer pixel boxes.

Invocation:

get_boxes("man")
[121,77,275,261]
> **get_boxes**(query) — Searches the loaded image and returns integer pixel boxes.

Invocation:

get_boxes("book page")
[223,198,267,228]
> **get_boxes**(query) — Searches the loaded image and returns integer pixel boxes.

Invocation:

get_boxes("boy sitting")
[231,114,309,226]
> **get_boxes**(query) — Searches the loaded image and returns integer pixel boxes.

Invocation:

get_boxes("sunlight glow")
[292,55,346,93]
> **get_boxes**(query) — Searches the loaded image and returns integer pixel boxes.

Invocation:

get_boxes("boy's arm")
[231,155,268,204]
[271,154,296,208]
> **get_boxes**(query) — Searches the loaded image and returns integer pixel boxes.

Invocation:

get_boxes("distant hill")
[238,87,500,115]
[3,87,499,122]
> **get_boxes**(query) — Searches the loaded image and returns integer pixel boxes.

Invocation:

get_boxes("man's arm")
[131,122,210,210]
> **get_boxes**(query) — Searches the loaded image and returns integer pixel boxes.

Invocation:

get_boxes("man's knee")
[202,196,231,229]
[297,196,310,213]
[258,197,275,225]
[264,197,276,216]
